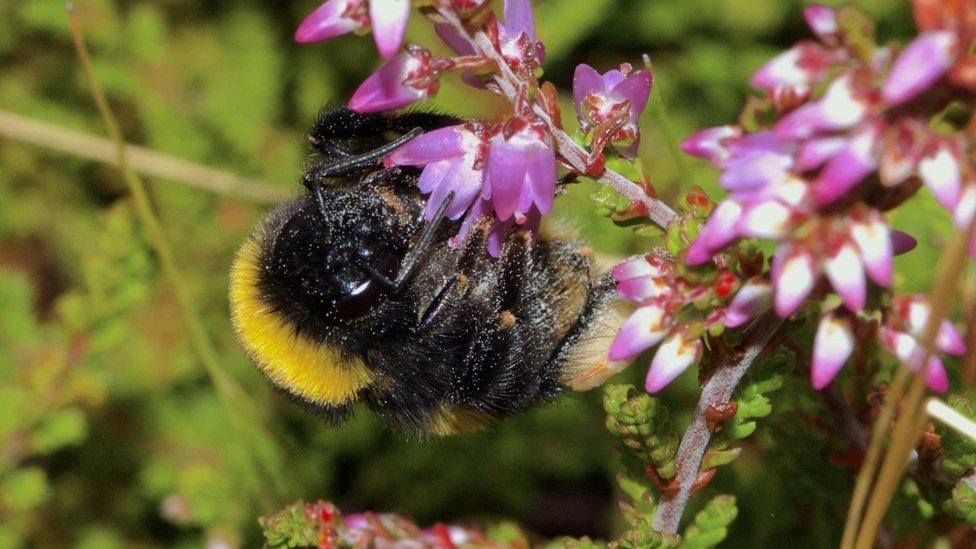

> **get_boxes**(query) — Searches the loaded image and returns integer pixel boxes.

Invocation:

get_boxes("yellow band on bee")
[428,406,489,436]
[229,235,372,406]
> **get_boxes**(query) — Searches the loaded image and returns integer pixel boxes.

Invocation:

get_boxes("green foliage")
[938,393,976,477]
[704,347,794,469]
[604,384,679,479]
[259,501,321,548]
[944,479,976,526]
[680,495,737,549]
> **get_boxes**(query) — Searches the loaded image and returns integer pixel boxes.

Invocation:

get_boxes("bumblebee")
[229,107,621,436]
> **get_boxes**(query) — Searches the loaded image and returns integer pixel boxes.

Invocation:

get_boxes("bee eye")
[334,251,399,318]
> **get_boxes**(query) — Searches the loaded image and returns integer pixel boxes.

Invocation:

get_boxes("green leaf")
[680,495,738,548]
[1,467,50,513]
[29,407,88,454]
[604,385,679,479]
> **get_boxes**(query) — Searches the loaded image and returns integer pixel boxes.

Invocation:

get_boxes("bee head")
[261,189,410,330]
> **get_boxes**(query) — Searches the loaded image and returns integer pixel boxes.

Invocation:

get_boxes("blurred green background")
[0,0,944,547]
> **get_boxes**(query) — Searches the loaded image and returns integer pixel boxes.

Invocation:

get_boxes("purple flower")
[386,117,557,257]
[882,31,958,106]
[811,312,856,389]
[645,331,702,393]
[608,303,671,362]
[436,0,544,78]
[486,120,556,222]
[724,278,773,328]
[573,63,652,159]
[386,124,488,221]
[348,46,438,112]
[878,295,966,393]
[803,5,838,42]
[750,42,833,95]
[295,0,410,59]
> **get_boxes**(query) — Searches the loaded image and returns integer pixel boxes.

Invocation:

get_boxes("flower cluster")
[624,2,973,392]
[608,197,747,392]
[297,0,652,257]
[385,118,554,256]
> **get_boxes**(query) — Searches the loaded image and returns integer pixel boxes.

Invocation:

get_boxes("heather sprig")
[292,0,976,543]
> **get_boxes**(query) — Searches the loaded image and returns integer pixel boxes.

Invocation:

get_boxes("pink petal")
[804,5,838,40]
[608,305,670,361]
[417,159,451,195]
[295,0,360,43]
[814,123,879,205]
[773,248,816,317]
[796,136,847,171]
[918,144,963,210]
[750,43,829,91]
[811,313,855,389]
[922,356,949,393]
[348,53,428,112]
[502,0,536,41]
[387,125,464,165]
[725,278,773,328]
[612,256,666,281]
[488,129,555,220]
[776,74,868,139]
[953,184,976,230]
[938,320,966,356]
[686,200,743,266]
[370,0,410,58]
[825,242,866,311]
[882,31,958,106]
[611,69,653,120]
[525,141,556,214]
[681,126,741,164]
[440,161,486,220]
[737,200,795,239]
[645,333,702,393]
[850,212,893,286]
[573,64,605,121]
[617,277,669,302]
[434,23,477,56]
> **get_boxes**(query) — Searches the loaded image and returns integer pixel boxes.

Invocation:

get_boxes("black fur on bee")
[229,106,619,437]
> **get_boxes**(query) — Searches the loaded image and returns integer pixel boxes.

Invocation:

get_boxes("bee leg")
[348,192,455,292]
[389,191,454,290]
[416,274,466,331]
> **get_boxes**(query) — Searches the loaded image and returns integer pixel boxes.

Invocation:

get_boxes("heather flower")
[810,311,856,389]
[348,46,439,112]
[386,117,556,257]
[487,118,556,222]
[573,63,652,159]
[877,295,966,392]
[881,31,958,106]
[386,123,489,221]
[608,253,734,393]
[295,0,410,59]
[436,0,544,77]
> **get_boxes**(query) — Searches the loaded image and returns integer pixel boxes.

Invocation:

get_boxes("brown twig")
[0,109,285,204]
[651,312,784,533]
[432,7,680,230]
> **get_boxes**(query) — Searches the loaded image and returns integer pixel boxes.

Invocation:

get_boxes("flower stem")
[850,208,976,549]
[651,312,783,533]
[433,7,680,230]
[0,108,284,204]
[67,4,287,502]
